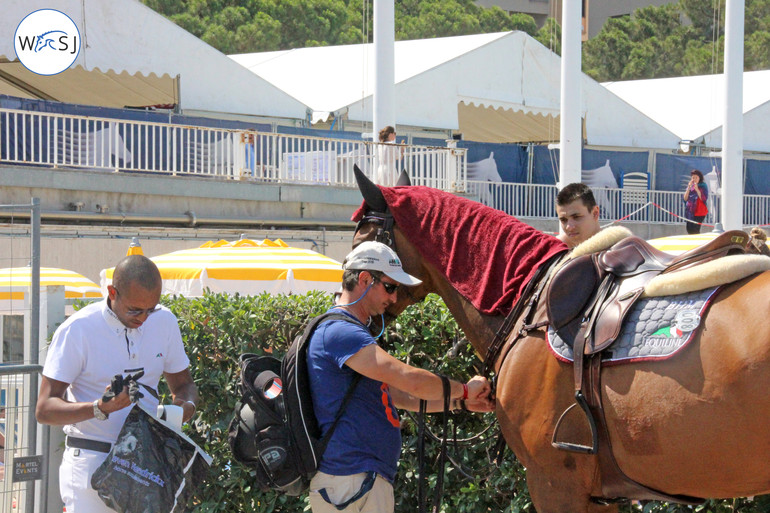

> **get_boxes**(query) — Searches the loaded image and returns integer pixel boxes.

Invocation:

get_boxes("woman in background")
[375,126,401,186]
[683,169,709,234]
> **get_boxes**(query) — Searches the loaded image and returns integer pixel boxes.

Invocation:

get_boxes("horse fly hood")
[352,173,568,316]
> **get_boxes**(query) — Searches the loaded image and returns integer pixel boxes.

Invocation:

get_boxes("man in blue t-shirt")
[307,241,494,513]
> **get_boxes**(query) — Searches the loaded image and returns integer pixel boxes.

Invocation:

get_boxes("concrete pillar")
[721,0,745,231]
[373,0,396,137]
[558,0,583,189]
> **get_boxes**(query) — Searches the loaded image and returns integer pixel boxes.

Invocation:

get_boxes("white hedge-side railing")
[0,108,466,192]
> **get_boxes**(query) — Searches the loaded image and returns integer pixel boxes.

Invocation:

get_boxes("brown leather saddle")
[544,230,750,504]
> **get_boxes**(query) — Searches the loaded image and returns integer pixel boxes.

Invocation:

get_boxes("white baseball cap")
[343,241,422,286]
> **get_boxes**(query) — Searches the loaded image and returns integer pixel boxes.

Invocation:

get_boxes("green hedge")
[156,292,768,513]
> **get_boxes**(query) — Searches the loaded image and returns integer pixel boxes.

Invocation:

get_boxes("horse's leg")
[524,465,619,513]
[496,334,619,513]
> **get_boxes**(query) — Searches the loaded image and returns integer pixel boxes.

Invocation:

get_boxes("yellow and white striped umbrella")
[101,238,343,297]
[647,231,770,255]
[0,267,102,311]
[647,232,724,256]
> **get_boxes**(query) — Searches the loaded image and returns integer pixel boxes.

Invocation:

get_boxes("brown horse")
[352,172,770,513]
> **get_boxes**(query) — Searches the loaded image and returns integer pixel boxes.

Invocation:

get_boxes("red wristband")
[461,383,469,400]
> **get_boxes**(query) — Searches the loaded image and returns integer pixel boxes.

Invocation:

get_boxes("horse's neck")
[432,274,504,360]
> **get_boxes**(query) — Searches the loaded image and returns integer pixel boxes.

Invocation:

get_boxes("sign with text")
[12,455,43,482]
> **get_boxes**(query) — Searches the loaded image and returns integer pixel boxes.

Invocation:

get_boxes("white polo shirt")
[43,299,190,443]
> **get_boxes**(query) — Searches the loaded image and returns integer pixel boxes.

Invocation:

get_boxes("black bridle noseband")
[355,211,424,304]
[356,212,396,251]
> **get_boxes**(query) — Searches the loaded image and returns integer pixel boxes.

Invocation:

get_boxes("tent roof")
[232,31,679,147]
[1,0,309,119]
[603,70,770,151]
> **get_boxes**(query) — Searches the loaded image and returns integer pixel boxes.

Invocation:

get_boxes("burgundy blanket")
[353,186,567,316]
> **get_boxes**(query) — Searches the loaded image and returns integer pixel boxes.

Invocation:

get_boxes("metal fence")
[0,365,45,513]
[0,199,51,513]
[0,108,467,192]
[464,181,770,228]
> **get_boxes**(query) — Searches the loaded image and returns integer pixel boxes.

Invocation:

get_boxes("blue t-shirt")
[307,309,402,482]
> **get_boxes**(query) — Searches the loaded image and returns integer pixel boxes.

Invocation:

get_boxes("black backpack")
[228,312,361,496]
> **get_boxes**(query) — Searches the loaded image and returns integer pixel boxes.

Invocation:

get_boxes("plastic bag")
[91,405,212,513]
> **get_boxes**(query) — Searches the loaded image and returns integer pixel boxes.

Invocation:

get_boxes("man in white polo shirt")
[36,255,198,513]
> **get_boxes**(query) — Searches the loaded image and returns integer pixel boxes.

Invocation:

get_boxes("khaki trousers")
[309,471,394,513]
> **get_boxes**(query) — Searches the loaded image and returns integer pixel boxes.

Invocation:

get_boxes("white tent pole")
[558,0,582,189]
[373,0,396,137]
[721,0,744,231]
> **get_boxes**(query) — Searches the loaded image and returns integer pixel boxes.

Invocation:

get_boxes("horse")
[351,169,770,513]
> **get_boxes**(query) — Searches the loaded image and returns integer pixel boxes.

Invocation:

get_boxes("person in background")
[374,126,403,186]
[749,226,770,257]
[555,182,602,249]
[36,255,198,513]
[683,169,709,234]
[307,241,494,513]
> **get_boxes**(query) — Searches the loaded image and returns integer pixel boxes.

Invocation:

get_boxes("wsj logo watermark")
[14,9,81,76]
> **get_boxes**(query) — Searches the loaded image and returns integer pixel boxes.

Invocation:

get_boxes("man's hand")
[98,385,132,416]
[465,375,495,412]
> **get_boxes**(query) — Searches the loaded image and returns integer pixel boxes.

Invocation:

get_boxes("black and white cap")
[343,241,422,286]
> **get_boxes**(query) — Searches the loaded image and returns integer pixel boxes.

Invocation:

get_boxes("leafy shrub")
[159,292,768,513]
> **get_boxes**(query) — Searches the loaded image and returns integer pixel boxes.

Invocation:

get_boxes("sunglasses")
[113,288,161,317]
[376,279,400,295]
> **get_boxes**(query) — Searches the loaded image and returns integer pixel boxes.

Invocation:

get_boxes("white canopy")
[232,31,679,148]
[1,0,308,118]
[604,70,770,152]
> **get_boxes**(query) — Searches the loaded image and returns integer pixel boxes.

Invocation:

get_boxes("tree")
[141,0,539,53]
[144,0,770,81]
[583,0,770,81]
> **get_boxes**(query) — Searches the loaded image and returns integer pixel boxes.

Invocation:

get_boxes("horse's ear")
[354,164,388,212]
[396,170,411,186]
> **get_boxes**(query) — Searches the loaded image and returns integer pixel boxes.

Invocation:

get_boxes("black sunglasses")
[376,279,399,295]
[113,288,161,317]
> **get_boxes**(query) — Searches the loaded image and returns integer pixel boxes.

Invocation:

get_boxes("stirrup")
[551,391,598,454]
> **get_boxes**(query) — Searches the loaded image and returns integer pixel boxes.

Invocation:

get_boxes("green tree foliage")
[584,0,770,82]
[140,0,538,54]
[143,0,770,80]
[141,291,769,512]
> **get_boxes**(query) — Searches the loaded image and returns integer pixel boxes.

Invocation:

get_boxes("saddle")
[544,230,750,504]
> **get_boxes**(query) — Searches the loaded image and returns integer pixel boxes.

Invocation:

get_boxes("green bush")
[159,292,768,513]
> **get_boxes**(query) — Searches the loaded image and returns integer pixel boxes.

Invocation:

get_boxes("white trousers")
[59,447,114,513]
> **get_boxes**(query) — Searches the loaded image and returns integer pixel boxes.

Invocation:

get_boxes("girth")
[546,230,750,505]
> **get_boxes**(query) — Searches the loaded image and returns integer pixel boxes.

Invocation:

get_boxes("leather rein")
[481,252,565,377]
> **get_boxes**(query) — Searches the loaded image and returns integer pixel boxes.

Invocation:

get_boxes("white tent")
[603,70,770,153]
[231,31,680,148]
[1,0,308,119]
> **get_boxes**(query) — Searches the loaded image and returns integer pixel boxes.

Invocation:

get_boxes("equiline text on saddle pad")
[547,287,719,365]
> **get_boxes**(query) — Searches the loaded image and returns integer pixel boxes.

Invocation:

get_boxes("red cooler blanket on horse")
[353,186,567,316]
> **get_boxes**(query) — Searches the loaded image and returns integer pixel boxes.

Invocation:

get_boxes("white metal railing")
[0,108,466,191]
[464,181,770,228]
[2,107,767,226]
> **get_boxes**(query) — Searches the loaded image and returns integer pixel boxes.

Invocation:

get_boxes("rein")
[482,252,565,377]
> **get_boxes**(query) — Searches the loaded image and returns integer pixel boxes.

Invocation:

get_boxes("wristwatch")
[93,400,109,421]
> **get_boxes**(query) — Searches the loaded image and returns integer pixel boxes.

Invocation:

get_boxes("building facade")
[475,0,675,39]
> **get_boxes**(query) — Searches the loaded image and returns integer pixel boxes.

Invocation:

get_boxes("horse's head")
[352,166,435,326]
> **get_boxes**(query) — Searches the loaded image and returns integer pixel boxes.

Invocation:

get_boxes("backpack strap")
[318,373,362,455]
[308,310,364,456]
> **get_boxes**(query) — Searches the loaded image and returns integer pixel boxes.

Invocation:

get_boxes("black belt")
[66,436,112,453]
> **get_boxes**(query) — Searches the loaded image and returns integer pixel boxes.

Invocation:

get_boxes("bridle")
[355,212,396,250]
[355,211,424,304]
